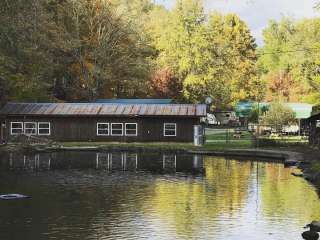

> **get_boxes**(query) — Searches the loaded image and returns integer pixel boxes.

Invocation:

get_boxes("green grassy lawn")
[259,135,308,143]
[59,139,254,152]
[60,141,199,151]
[205,129,253,141]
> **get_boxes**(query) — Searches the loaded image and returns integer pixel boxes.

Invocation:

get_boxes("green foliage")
[0,0,265,105]
[0,0,154,102]
[257,17,320,104]
[248,104,269,123]
[261,102,297,131]
[147,1,263,108]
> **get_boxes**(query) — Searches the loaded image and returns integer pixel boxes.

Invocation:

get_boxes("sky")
[154,0,319,45]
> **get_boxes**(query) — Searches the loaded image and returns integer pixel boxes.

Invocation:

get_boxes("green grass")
[205,129,253,141]
[202,140,253,151]
[58,140,254,152]
[60,141,199,151]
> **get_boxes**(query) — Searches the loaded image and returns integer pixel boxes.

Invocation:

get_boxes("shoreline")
[0,142,319,192]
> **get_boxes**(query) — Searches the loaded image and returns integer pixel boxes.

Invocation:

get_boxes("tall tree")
[261,102,296,132]
[148,1,262,108]
[0,0,154,102]
[257,17,320,104]
[0,0,59,101]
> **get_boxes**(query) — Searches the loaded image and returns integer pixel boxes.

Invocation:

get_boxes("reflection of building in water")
[8,153,51,170]
[4,151,204,174]
[96,153,138,171]
[162,154,177,170]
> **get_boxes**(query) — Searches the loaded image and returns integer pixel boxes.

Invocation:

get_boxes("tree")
[0,0,60,101]
[0,0,154,102]
[147,1,263,108]
[257,17,320,104]
[261,102,296,132]
[248,104,269,123]
[150,68,182,99]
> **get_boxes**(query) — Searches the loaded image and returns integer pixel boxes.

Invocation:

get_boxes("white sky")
[154,0,320,45]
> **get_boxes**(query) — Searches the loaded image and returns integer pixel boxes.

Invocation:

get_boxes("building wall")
[0,117,4,143]
[309,116,320,146]
[3,116,199,142]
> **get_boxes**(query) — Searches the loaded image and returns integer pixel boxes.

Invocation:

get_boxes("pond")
[0,151,319,240]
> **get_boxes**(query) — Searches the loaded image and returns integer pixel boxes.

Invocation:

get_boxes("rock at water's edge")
[302,231,319,240]
[308,221,320,232]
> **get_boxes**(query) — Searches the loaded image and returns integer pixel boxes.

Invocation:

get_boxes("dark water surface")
[0,151,319,240]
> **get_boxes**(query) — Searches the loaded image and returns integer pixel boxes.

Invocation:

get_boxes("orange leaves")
[150,68,182,99]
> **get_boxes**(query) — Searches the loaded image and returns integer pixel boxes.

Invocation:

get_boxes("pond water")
[0,151,319,240]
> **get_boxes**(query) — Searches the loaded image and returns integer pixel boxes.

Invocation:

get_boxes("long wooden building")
[0,102,206,143]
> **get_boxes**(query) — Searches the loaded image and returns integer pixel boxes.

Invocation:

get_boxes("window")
[97,123,109,136]
[38,122,50,136]
[317,120,320,128]
[125,123,137,136]
[24,122,37,135]
[11,122,23,135]
[164,123,176,137]
[111,123,123,136]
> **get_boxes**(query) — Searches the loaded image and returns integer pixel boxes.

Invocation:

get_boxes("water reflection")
[3,151,204,174]
[0,152,319,240]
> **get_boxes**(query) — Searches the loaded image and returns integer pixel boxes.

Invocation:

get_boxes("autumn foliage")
[150,69,182,99]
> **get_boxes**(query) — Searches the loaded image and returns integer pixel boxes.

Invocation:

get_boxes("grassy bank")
[59,140,254,152]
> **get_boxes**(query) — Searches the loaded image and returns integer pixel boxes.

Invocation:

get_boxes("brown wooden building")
[0,103,206,143]
[307,113,320,147]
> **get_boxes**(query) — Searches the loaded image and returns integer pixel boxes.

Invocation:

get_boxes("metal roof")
[95,99,173,104]
[0,103,206,117]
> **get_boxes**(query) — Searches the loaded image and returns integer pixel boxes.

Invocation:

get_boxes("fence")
[205,126,309,148]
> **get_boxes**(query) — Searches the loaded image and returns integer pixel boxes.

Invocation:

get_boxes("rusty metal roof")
[0,103,206,117]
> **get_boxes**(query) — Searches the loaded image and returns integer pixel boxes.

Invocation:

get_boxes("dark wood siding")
[308,115,320,147]
[0,117,4,142]
[4,116,200,142]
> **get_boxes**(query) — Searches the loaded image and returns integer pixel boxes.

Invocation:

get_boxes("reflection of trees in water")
[145,157,253,238]
[260,163,320,225]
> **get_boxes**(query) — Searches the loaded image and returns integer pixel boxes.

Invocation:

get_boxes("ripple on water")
[0,152,319,240]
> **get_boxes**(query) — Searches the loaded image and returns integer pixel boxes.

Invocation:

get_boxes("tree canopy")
[261,102,296,131]
[257,17,320,106]
[3,0,319,109]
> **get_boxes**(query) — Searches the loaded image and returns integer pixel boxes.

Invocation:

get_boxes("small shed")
[0,102,206,143]
[307,113,320,146]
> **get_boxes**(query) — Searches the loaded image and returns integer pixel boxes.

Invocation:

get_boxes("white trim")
[125,123,138,136]
[97,123,109,136]
[38,122,51,136]
[162,154,177,169]
[10,122,23,135]
[24,122,37,135]
[111,123,123,136]
[164,123,177,137]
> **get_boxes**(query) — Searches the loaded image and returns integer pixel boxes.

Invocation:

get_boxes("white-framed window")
[125,123,137,136]
[111,123,123,136]
[164,123,176,137]
[24,122,37,135]
[97,123,109,136]
[10,122,23,135]
[38,122,51,136]
[162,154,177,169]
